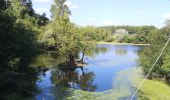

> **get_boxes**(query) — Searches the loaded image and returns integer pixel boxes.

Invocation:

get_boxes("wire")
[129,35,170,100]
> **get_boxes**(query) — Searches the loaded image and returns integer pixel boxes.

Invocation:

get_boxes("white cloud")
[33,0,51,3]
[64,1,79,9]
[163,13,170,20]
[137,10,147,14]
[34,8,48,15]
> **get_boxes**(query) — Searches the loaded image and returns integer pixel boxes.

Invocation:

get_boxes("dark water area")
[34,44,143,100]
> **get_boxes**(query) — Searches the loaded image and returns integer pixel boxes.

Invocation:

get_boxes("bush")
[125,35,136,43]
[104,36,115,42]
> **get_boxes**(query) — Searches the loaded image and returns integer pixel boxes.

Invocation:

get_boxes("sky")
[32,0,170,27]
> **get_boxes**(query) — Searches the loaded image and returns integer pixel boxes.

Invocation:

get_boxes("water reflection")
[36,68,97,100]
[114,46,128,55]
[31,51,66,68]
[34,44,144,100]
[51,68,97,92]
[94,46,108,55]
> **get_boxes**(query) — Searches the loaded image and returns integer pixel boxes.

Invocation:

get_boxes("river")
[34,44,144,100]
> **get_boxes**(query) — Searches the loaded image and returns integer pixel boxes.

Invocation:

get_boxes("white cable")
[129,35,170,100]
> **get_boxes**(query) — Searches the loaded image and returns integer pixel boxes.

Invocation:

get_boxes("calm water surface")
[35,44,143,100]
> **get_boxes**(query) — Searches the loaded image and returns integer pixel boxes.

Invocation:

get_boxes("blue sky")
[32,0,170,27]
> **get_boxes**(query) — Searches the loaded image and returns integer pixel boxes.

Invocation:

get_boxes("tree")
[50,0,71,20]
[79,42,96,63]
[0,0,41,99]
[0,0,11,10]
[165,19,170,28]
[139,20,170,83]
[36,13,49,26]
[10,0,34,18]
[114,29,129,42]
[43,0,81,64]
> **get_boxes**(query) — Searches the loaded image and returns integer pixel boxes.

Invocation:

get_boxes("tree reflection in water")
[49,67,97,99]
[115,46,128,56]
[94,46,108,55]
[51,67,97,92]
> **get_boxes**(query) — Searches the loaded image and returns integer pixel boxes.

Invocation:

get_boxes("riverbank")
[110,67,170,100]
[97,41,149,46]
[138,79,170,100]
[127,68,170,100]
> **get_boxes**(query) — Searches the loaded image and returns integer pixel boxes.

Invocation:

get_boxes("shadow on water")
[31,51,66,68]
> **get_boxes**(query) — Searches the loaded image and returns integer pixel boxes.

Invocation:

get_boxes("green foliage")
[50,0,71,20]
[104,36,115,42]
[114,29,129,42]
[0,0,10,10]
[79,26,111,42]
[125,34,136,43]
[43,0,74,62]
[139,22,170,83]
[41,0,96,63]
[0,0,46,99]
[43,21,82,62]
[138,79,170,100]
[100,25,156,43]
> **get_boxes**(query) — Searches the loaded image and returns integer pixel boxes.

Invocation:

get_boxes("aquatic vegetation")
[63,67,142,100]
[118,67,170,100]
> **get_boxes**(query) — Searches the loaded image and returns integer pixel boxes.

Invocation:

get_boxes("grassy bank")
[128,68,170,100]
[138,79,170,100]
[97,41,149,46]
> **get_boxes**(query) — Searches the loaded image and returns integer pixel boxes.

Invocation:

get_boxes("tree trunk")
[80,67,85,75]
[80,52,85,63]
[68,54,75,63]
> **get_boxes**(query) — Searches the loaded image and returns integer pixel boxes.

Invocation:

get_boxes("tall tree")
[42,0,80,64]
[50,0,71,20]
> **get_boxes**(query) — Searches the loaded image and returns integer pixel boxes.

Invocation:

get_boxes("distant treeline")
[101,25,156,43]
[78,25,157,44]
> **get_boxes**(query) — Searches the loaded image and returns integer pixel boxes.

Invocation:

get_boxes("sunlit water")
[35,44,143,100]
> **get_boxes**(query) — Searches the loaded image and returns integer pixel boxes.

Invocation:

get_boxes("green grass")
[138,79,170,100]
[126,67,170,100]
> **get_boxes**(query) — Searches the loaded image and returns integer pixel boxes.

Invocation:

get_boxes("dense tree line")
[0,0,48,99]
[99,25,157,43]
[72,25,157,44]
[139,21,170,83]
